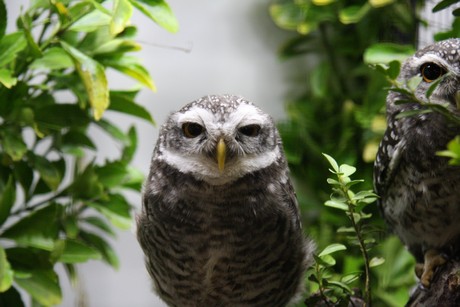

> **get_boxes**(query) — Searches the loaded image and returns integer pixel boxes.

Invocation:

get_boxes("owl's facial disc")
[161,103,280,185]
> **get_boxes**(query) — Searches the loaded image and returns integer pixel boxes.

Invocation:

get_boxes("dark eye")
[420,62,446,83]
[238,124,261,137]
[182,122,204,138]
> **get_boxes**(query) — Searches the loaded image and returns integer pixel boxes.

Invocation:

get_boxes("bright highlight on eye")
[238,124,261,137]
[182,122,204,138]
[420,62,446,83]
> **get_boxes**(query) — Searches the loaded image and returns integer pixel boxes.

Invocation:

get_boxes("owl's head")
[155,95,283,185]
[390,38,460,113]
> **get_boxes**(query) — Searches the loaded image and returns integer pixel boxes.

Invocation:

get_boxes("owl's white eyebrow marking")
[225,103,268,130]
[173,106,216,126]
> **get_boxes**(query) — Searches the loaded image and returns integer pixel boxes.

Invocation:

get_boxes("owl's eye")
[238,124,261,137]
[182,122,204,138]
[420,62,446,83]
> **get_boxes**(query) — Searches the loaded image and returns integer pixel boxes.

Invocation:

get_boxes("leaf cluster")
[0,0,177,306]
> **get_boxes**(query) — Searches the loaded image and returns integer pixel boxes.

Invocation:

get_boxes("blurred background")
[3,0,458,306]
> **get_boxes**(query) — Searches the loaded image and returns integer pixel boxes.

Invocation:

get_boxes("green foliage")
[268,0,421,305]
[0,0,177,305]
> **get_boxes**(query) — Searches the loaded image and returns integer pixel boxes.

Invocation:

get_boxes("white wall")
[6,1,296,306]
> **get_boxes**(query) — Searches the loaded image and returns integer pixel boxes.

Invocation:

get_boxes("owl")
[374,38,460,288]
[137,95,314,306]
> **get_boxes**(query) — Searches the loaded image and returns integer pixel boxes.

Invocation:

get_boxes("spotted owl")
[137,95,315,306]
[374,38,460,287]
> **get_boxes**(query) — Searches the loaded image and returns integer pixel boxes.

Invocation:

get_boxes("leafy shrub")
[0,0,177,305]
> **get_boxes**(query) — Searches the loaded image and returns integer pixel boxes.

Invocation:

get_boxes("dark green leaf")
[71,164,105,200]
[35,103,90,131]
[95,119,130,145]
[14,269,62,306]
[432,0,459,12]
[95,161,130,188]
[88,194,132,230]
[0,246,14,292]
[2,204,60,251]
[13,161,34,199]
[109,91,154,123]
[0,32,27,67]
[58,239,102,263]
[122,126,138,163]
[1,131,27,161]
[28,155,61,191]
[0,0,6,40]
[83,216,116,237]
[0,176,16,227]
[131,0,179,33]
[80,232,119,268]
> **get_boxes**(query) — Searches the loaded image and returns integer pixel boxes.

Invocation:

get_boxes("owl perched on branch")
[137,95,314,306]
[374,39,460,288]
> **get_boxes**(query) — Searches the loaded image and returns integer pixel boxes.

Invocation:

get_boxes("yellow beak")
[217,138,226,172]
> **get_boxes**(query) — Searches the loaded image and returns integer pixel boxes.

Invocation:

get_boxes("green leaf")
[95,161,130,188]
[61,130,96,156]
[122,126,138,163]
[2,204,59,251]
[0,246,14,292]
[339,4,371,24]
[88,194,132,230]
[15,269,62,306]
[0,68,17,88]
[0,0,6,40]
[71,164,105,200]
[80,232,119,269]
[35,103,90,131]
[1,131,27,161]
[339,164,356,177]
[325,199,349,211]
[103,56,156,91]
[131,0,179,33]
[95,119,131,145]
[69,9,112,32]
[369,0,395,8]
[0,286,25,306]
[0,32,27,67]
[369,256,386,267]
[109,91,154,123]
[432,0,459,12]
[30,47,74,70]
[83,216,116,237]
[112,0,133,35]
[364,43,415,65]
[0,176,16,227]
[322,153,339,172]
[93,38,141,55]
[319,243,347,257]
[58,240,102,263]
[29,155,61,191]
[61,41,109,120]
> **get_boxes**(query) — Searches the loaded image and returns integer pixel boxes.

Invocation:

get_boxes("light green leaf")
[112,0,133,35]
[104,56,156,91]
[339,3,371,24]
[369,0,395,8]
[30,47,74,70]
[0,176,16,227]
[339,164,356,177]
[131,0,179,33]
[322,153,339,172]
[364,43,415,65]
[0,246,14,292]
[369,256,386,267]
[93,39,141,55]
[0,68,17,88]
[0,32,27,67]
[95,161,130,188]
[319,243,347,257]
[58,240,102,263]
[69,9,112,32]
[61,41,109,120]
[325,199,349,211]
[89,194,132,230]
[2,204,59,251]
[15,270,62,306]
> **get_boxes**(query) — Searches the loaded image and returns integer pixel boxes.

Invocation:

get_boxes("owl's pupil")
[182,122,204,138]
[421,62,445,83]
[239,124,261,137]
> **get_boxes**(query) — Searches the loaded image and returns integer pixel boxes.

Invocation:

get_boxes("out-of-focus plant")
[0,0,177,305]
